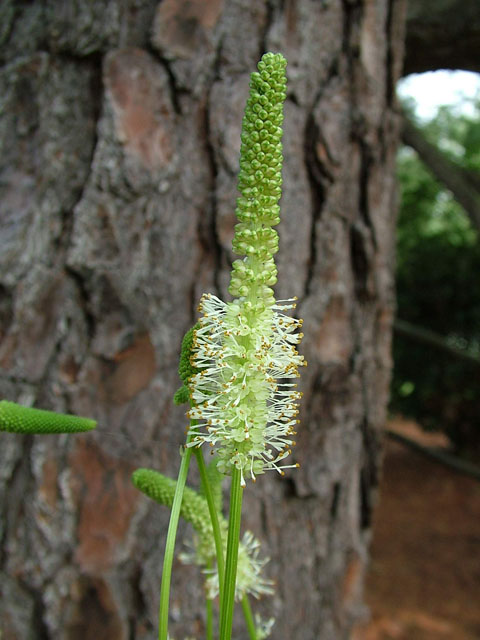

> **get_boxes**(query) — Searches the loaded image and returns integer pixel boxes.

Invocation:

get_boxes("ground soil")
[357,418,480,640]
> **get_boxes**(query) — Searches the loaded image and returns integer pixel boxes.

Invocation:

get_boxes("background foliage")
[392,96,480,459]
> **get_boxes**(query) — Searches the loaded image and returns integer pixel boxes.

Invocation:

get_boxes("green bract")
[174,324,200,405]
[185,53,306,485]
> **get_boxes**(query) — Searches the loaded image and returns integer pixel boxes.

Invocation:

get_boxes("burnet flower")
[186,53,306,486]
[199,529,274,601]
[133,468,274,602]
[181,526,274,603]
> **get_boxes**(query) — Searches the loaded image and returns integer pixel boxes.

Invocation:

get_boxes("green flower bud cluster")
[133,466,273,601]
[132,468,213,540]
[229,52,287,308]
[134,466,224,575]
[0,400,96,434]
[173,324,200,405]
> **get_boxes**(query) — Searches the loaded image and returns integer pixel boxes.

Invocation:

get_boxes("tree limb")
[401,113,480,231]
[386,429,480,482]
[394,318,480,367]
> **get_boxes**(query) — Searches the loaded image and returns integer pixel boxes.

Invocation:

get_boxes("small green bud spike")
[229,51,287,302]
[0,400,96,434]
[173,386,190,405]
[133,468,274,602]
[173,323,201,405]
[178,324,200,385]
[132,468,212,537]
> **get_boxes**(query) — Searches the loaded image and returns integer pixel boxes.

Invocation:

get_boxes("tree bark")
[0,1,406,638]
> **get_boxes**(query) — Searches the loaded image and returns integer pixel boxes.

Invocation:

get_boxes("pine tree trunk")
[0,1,406,638]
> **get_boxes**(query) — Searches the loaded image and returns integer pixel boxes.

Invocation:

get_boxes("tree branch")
[386,429,480,482]
[394,318,480,367]
[401,113,480,231]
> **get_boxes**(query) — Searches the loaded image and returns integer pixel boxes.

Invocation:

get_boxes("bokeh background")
[362,73,480,639]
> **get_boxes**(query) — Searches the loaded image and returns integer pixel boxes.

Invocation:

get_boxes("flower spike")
[186,53,306,485]
[174,324,201,405]
[132,468,273,601]
[0,400,96,434]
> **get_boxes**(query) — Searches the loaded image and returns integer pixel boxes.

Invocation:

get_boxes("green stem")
[195,449,225,604]
[241,595,257,640]
[219,467,244,640]
[206,561,214,640]
[158,444,193,640]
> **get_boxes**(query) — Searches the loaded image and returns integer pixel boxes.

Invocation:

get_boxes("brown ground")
[357,418,480,640]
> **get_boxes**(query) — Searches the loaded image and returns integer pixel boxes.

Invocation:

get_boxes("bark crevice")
[385,0,396,107]
[145,45,183,116]
[303,111,330,298]
[201,43,227,301]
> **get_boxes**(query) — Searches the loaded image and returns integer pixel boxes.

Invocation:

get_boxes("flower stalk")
[194,448,225,605]
[133,50,305,640]
[219,467,244,640]
[241,595,257,640]
[157,443,193,640]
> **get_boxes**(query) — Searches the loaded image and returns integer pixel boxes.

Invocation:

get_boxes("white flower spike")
[186,53,306,486]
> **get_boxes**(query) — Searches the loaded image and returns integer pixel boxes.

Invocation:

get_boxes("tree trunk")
[0,1,406,638]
